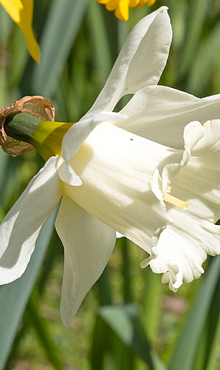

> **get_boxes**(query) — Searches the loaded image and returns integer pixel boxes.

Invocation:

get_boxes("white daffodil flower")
[1,6,220,328]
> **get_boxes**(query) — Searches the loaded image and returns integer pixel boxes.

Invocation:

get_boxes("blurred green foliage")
[1,0,220,369]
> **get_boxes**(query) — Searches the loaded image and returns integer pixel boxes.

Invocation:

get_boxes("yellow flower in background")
[0,0,40,62]
[97,0,156,21]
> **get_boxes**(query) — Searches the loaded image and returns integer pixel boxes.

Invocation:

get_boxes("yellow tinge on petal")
[31,121,73,161]
[0,0,40,62]
[96,0,156,21]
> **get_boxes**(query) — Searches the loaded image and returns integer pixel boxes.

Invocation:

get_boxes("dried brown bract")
[0,96,55,156]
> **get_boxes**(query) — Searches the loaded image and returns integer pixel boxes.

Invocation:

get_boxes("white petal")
[144,120,220,290]
[148,213,220,291]
[118,86,220,149]
[116,232,124,238]
[59,112,127,186]
[0,156,61,284]
[58,159,82,186]
[165,120,220,221]
[84,7,172,115]
[60,119,220,293]
[55,195,116,328]
[160,121,204,194]
[62,112,125,161]
[63,122,174,254]
[193,119,220,153]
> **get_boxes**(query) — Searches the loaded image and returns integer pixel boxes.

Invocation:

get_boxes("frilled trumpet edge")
[141,120,220,291]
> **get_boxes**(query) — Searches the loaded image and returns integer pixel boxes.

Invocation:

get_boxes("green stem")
[121,238,133,303]
[5,112,42,144]
[26,290,63,370]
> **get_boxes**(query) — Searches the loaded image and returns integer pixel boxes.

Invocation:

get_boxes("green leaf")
[9,27,29,88]
[168,256,220,370]
[87,0,112,88]
[187,21,220,95]
[0,5,13,47]
[193,256,220,370]
[32,0,89,98]
[121,238,133,303]
[178,0,209,79]
[140,268,162,341]
[0,212,56,370]
[96,267,113,306]
[98,304,167,370]
[206,314,220,370]
[25,290,63,370]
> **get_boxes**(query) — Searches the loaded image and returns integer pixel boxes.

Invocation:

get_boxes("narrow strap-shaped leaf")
[168,256,220,370]
[177,0,209,79]
[187,21,220,95]
[140,268,162,341]
[87,0,112,87]
[193,257,220,370]
[26,290,63,370]
[0,4,13,47]
[206,313,220,370]
[32,0,88,98]
[0,212,56,370]
[121,238,133,303]
[98,304,167,370]
[96,267,113,306]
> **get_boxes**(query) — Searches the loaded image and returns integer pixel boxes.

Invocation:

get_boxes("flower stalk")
[4,112,72,161]
[5,113,42,145]
[0,96,55,157]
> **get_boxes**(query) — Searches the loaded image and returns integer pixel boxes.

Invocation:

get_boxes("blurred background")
[0,0,220,369]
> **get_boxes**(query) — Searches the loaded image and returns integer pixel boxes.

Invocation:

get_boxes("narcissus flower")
[1,7,220,328]
[0,0,40,62]
[97,0,156,21]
